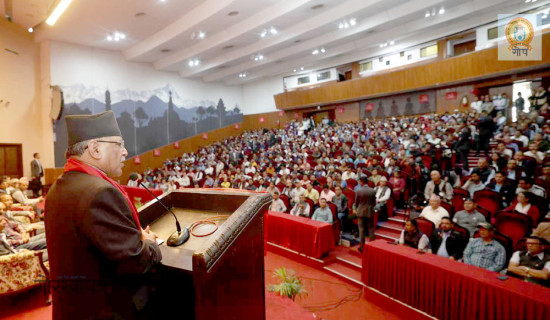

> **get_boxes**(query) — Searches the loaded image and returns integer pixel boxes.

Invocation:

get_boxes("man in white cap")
[45,111,161,320]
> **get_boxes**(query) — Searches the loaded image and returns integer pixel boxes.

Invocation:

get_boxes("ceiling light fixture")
[46,0,73,26]
[293,69,297,72]
[338,18,357,29]
[28,27,34,33]
[238,73,247,78]
[259,26,278,38]
[300,67,304,71]
[425,11,430,18]
[188,59,200,67]
[107,32,126,42]
[191,31,206,40]
[251,54,264,61]
[439,6,445,14]
[312,47,326,55]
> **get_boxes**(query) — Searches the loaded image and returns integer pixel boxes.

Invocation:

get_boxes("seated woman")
[368,168,382,186]
[389,170,405,208]
[505,191,540,224]
[220,177,231,188]
[398,219,431,252]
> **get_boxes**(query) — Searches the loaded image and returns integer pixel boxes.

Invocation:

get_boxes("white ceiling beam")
[178,0,387,78]
[225,0,527,85]
[203,0,447,82]
[153,0,315,71]
[123,0,237,61]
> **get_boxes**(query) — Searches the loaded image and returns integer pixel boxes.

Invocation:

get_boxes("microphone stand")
[139,182,189,246]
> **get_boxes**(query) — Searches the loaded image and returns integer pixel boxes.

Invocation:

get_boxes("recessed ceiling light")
[311,4,324,10]
[135,12,146,17]
[389,40,395,45]
[228,11,239,16]
[238,73,247,78]
[293,69,297,72]
[425,11,430,18]
[188,59,200,67]
[300,67,304,71]
[28,27,34,33]
[439,6,445,14]
[107,31,126,42]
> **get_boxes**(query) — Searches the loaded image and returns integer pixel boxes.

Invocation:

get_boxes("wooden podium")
[139,189,271,320]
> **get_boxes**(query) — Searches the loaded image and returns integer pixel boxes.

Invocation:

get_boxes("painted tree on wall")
[135,107,148,128]
[196,106,205,120]
[105,90,111,111]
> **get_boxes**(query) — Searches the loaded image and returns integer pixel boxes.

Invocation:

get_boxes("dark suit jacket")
[486,182,516,206]
[430,229,466,260]
[454,130,471,152]
[478,115,495,137]
[45,171,162,320]
[355,185,376,218]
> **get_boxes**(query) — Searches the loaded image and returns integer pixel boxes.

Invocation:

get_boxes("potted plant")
[267,267,307,301]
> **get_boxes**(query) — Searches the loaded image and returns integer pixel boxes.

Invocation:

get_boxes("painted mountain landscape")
[53,84,243,166]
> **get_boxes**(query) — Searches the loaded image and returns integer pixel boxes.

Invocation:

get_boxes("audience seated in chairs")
[419,194,450,229]
[290,194,310,218]
[424,170,453,203]
[311,198,333,224]
[269,190,287,213]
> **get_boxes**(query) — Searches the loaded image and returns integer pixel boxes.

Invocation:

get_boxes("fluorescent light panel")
[46,0,73,26]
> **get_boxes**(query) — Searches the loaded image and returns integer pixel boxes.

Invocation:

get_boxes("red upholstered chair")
[473,189,501,216]
[305,198,314,217]
[379,171,389,179]
[476,205,493,222]
[276,183,285,193]
[346,179,358,190]
[452,223,470,240]
[420,155,432,169]
[452,188,469,214]
[440,201,454,219]
[494,211,532,251]
[279,194,291,213]
[317,176,327,186]
[414,217,435,238]
[367,181,374,188]
[342,189,356,215]
[386,196,395,218]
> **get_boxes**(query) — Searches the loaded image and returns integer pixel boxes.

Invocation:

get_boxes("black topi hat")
[65,111,122,146]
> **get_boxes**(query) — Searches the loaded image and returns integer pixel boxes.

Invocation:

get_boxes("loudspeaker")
[50,85,64,120]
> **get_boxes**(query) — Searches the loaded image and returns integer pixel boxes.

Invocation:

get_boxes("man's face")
[543,167,550,176]
[405,221,415,233]
[0,218,7,232]
[464,200,475,212]
[478,159,488,168]
[518,180,529,190]
[526,239,544,255]
[471,173,480,183]
[495,173,505,184]
[479,227,491,239]
[319,199,327,208]
[98,136,128,177]
[19,180,29,191]
[335,187,342,196]
[430,171,440,182]
[440,219,452,231]
[0,195,13,208]
[273,193,279,200]
[299,195,306,202]
[429,198,440,209]
[507,160,517,169]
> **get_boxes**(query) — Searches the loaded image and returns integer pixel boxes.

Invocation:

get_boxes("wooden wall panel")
[275,33,550,110]
[435,85,475,114]
[334,102,360,123]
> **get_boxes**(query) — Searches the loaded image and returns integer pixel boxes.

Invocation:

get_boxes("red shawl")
[64,158,142,230]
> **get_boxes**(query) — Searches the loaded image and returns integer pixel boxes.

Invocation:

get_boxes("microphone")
[139,182,189,247]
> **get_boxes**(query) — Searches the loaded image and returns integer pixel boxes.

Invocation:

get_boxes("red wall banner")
[446,92,458,100]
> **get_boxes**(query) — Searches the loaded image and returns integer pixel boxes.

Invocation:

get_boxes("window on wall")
[359,61,373,72]
[297,76,310,85]
[487,25,505,40]
[420,44,438,58]
[317,71,331,81]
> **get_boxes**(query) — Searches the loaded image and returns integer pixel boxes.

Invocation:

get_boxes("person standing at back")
[355,176,376,252]
[30,153,43,197]
[45,111,161,320]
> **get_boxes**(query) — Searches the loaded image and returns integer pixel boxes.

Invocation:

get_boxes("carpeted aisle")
[1,251,404,320]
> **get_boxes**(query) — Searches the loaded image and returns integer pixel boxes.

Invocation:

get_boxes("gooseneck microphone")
[139,182,189,246]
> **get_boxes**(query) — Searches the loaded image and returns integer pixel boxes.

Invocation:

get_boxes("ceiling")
[2,0,549,86]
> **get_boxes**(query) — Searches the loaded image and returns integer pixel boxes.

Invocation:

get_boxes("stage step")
[382,219,406,229]
[324,260,364,286]
[375,228,401,241]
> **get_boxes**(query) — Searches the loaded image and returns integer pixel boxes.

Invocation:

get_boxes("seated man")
[533,222,550,243]
[424,170,453,203]
[463,223,506,272]
[462,170,486,198]
[398,220,431,252]
[290,181,306,207]
[203,174,214,187]
[311,198,333,223]
[486,171,516,208]
[374,177,392,221]
[516,177,547,199]
[304,183,320,204]
[0,216,47,255]
[10,178,43,211]
[319,185,335,202]
[269,190,287,213]
[290,194,311,218]
[431,217,466,260]
[331,186,349,229]
[419,194,450,229]
[469,158,495,186]
[453,198,486,237]
[506,236,550,286]
[0,218,17,256]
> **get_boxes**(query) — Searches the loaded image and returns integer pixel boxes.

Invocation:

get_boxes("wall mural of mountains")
[53,84,243,167]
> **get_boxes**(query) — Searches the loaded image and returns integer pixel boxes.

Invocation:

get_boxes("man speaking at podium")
[45,111,162,320]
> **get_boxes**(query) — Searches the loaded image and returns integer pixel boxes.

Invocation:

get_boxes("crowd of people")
[126,85,550,286]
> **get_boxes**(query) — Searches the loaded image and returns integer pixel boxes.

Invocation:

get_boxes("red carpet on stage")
[1,251,406,320]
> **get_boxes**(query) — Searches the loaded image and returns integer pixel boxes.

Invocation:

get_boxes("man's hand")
[141,226,158,242]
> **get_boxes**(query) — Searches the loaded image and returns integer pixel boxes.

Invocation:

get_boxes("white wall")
[283,68,338,90]
[242,75,284,115]
[50,41,244,112]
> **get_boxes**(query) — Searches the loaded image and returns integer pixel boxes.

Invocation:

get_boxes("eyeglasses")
[96,140,125,148]
[526,242,542,246]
